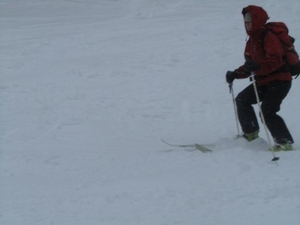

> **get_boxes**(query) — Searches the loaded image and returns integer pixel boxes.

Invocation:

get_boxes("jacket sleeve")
[234,41,252,79]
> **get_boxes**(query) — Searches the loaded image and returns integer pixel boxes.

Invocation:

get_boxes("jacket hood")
[242,5,269,36]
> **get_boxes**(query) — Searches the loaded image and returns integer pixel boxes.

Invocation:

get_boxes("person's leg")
[261,81,294,145]
[236,84,266,134]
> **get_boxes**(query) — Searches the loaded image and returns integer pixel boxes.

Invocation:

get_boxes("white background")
[1,0,299,224]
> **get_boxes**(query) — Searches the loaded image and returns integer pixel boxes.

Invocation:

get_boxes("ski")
[161,139,213,153]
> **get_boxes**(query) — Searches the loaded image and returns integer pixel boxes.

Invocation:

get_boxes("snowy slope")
[1,0,300,224]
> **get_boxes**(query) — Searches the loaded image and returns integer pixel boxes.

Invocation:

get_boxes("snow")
[1,0,300,224]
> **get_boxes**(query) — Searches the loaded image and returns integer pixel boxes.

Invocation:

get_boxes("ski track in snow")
[1,0,300,224]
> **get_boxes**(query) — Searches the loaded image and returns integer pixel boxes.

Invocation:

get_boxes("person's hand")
[291,62,300,76]
[226,71,239,84]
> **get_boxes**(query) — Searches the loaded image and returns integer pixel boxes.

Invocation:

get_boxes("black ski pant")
[235,80,294,144]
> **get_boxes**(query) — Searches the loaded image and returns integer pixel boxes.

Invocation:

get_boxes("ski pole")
[229,83,241,137]
[251,75,279,162]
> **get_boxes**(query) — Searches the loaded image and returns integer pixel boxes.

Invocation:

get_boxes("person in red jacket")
[226,5,294,151]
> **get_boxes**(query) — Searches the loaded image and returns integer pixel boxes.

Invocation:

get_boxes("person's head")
[244,12,252,32]
[242,5,269,35]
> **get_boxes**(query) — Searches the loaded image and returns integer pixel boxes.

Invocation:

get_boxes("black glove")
[290,61,300,76]
[244,60,260,72]
[226,71,238,84]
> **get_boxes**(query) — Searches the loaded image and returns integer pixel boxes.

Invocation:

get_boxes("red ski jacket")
[235,5,292,85]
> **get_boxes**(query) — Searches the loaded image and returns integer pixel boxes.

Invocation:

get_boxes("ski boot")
[242,130,259,142]
[270,143,294,152]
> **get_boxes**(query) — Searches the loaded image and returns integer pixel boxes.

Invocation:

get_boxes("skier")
[225,5,294,151]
